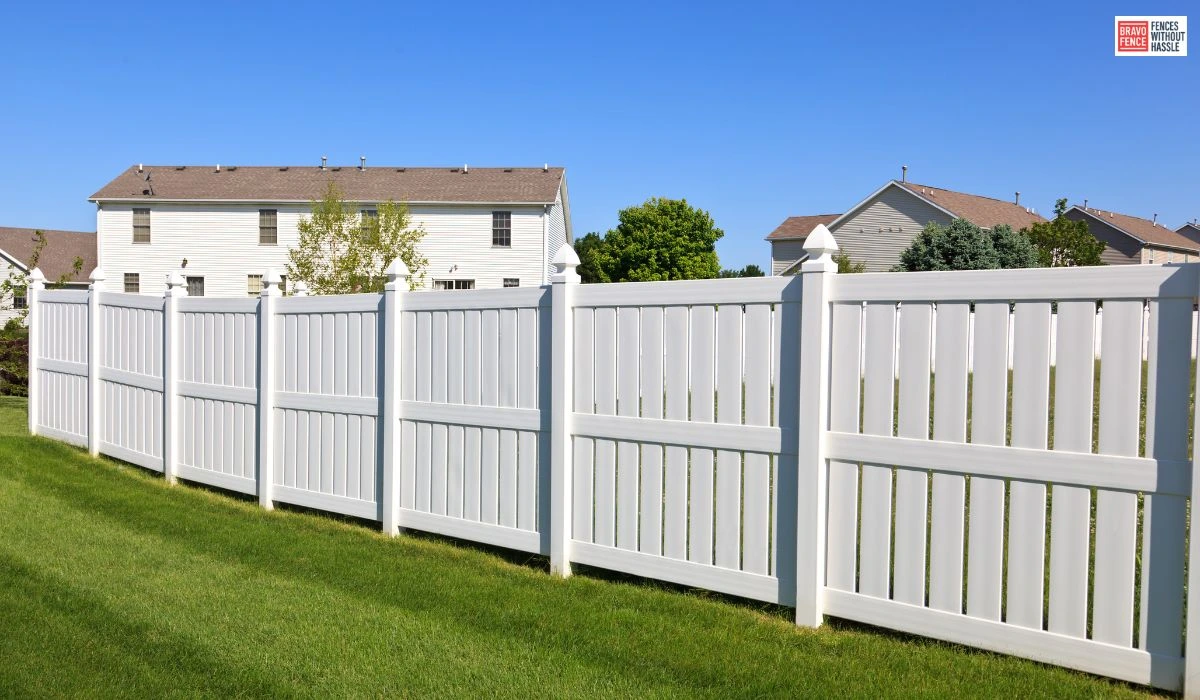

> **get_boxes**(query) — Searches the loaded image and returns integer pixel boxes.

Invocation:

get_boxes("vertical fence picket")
[893,302,931,605]
[858,302,896,599]
[1047,301,1095,637]
[638,307,664,556]
[715,303,743,570]
[688,305,716,565]
[616,307,640,550]
[572,306,595,543]
[663,305,689,560]
[1093,299,1142,645]
[929,302,968,613]
[825,302,862,592]
[593,307,617,546]
[742,303,772,577]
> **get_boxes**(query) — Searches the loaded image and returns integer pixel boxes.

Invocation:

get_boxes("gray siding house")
[1065,207,1199,264]
[767,179,1047,273]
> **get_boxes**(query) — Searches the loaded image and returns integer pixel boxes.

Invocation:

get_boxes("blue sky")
[0,1,1195,269]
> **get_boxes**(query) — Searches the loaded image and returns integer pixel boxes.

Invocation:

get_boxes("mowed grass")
[0,397,1161,698]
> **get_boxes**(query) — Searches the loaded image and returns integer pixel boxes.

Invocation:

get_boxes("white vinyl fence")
[25,233,1200,695]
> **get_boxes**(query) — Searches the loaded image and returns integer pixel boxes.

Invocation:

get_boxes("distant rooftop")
[91,164,566,204]
[765,214,840,241]
[0,227,96,282]
[1072,206,1200,252]
[894,181,1047,231]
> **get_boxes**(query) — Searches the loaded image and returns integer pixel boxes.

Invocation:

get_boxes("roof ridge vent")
[543,163,549,172]
[1153,213,1158,226]
[216,164,221,173]
[463,163,469,173]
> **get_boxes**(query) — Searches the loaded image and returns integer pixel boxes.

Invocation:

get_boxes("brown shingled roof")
[765,214,840,241]
[90,165,565,204]
[0,227,96,283]
[895,181,1047,230]
[1074,207,1200,253]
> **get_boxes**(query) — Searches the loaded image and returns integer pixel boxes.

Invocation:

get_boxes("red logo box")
[1117,20,1149,51]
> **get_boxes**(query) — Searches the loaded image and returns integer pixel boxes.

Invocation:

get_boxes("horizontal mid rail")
[573,413,787,454]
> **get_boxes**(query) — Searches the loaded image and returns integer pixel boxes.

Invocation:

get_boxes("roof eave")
[1066,206,1148,245]
[826,181,961,231]
[90,197,559,206]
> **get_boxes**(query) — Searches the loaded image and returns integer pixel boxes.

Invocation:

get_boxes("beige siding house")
[765,214,838,274]
[768,180,1046,273]
[91,164,571,296]
[1065,207,1199,264]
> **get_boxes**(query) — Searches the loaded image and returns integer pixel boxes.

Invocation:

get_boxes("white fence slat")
[1093,299,1142,646]
[639,307,665,555]
[1006,302,1051,630]
[966,302,1009,621]
[572,307,595,541]
[929,301,969,613]
[481,427,500,524]
[1047,301,1095,638]
[1139,298,1190,656]
[616,307,640,550]
[431,312,448,514]
[447,312,465,518]
[498,309,519,527]
[858,302,896,599]
[594,307,617,546]
[715,303,743,570]
[742,303,772,576]
[826,302,862,592]
[663,306,689,559]
[893,302,931,605]
[688,305,716,566]
[517,308,538,531]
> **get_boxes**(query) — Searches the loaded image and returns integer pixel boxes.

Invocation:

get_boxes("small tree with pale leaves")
[287,182,428,294]
[0,229,84,321]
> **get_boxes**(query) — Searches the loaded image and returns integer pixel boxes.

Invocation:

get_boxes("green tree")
[577,198,723,283]
[989,224,1040,269]
[897,218,1040,271]
[718,263,765,278]
[832,252,866,274]
[1022,199,1105,267]
[287,183,427,294]
[0,229,84,321]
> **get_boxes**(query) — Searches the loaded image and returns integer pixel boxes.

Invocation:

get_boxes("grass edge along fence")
[26,229,1200,694]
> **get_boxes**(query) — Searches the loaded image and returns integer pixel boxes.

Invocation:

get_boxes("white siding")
[98,202,548,296]
[545,191,567,280]
[0,261,22,327]
[770,240,807,275]
[831,187,953,272]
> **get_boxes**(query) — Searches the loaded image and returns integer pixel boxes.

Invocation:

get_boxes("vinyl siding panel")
[546,191,567,281]
[830,186,953,272]
[98,203,546,295]
[1065,211,1141,265]
[770,240,808,275]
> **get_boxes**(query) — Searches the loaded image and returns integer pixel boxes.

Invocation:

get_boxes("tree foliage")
[287,183,428,294]
[1022,199,1105,267]
[575,198,723,283]
[832,252,866,274]
[0,229,84,321]
[718,264,765,278]
[897,218,1039,271]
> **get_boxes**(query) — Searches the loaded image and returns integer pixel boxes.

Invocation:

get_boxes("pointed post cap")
[291,280,309,297]
[28,267,46,286]
[553,244,580,271]
[385,258,411,281]
[261,268,282,297]
[803,224,838,258]
[89,266,107,283]
[166,270,187,296]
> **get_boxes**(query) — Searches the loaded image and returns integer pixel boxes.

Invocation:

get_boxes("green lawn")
[0,396,1161,698]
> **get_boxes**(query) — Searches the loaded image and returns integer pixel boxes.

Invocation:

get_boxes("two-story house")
[0,226,96,325]
[767,178,1047,273]
[1065,206,1199,264]
[90,163,571,296]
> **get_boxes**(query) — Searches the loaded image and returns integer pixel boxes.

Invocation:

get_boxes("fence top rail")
[829,263,1199,303]
[277,294,380,314]
[574,275,802,308]
[178,297,261,314]
[399,285,549,312]
[38,289,89,304]
[100,292,166,311]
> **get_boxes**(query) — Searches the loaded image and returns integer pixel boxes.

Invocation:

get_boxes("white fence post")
[86,267,105,457]
[257,269,282,510]
[26,268,45,436]
[162,271,187,483]
[549,244,580,577]
[291,280,309,297]
[381,259,409,535]
[795,225,837,627]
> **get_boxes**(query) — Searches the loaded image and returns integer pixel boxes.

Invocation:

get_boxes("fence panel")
[823,264,1197,691]
[273,295,380,519]
[568,276,802,604]
[34,290,89,446]
[98,293,164,471]
[176,297,259,494]
[396,287,549,553]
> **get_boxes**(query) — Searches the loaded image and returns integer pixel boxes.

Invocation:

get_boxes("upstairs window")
[124,273,140,294]
[433,279,475,290]
[133,208,151,243]
[492,211,511,247]
[503,278,519,288]
[359,208,377,240]
[259,209,278,244]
